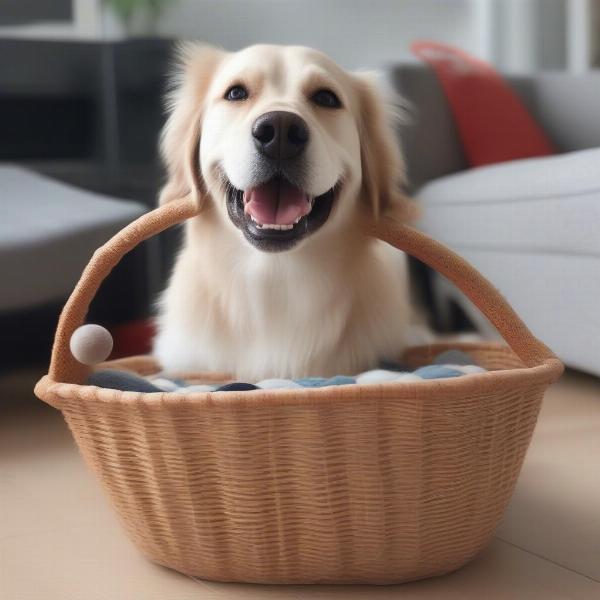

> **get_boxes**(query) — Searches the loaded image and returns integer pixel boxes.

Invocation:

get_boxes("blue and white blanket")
[88,349,485,393]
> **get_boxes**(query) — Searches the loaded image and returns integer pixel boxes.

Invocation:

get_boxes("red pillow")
[411,41,555,167]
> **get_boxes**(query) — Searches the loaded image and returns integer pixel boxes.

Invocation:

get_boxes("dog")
[153,43,414,380]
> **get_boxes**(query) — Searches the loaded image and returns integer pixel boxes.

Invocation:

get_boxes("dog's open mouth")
[226,176,335,252]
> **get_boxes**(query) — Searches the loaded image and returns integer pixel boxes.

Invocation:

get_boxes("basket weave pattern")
[35,198,563,584]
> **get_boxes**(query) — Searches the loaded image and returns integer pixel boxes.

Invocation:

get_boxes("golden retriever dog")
[153,43,413,380]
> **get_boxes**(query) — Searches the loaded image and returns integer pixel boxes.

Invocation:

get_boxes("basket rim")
[35,342,563,411]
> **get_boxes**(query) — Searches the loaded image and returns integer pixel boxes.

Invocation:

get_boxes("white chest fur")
[154,221,410,380]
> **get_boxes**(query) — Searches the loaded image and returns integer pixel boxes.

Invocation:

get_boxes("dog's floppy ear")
[159,43,226,206]
[353,73,414,219]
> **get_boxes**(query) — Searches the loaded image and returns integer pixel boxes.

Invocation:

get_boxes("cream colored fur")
[154,43,413,380]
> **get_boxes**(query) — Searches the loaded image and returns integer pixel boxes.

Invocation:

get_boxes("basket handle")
[48,199,555,384]
[369,216,556,368]
[48,197,200,384]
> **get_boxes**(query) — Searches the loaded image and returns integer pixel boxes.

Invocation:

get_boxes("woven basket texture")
[41,343,549,584]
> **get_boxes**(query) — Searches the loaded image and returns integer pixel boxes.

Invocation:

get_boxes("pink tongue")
[244,179,310,225]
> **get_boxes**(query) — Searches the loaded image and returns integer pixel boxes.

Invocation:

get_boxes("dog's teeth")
[260,223,294,230]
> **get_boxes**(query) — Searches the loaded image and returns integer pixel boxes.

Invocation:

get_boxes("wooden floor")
[1,368,599,599]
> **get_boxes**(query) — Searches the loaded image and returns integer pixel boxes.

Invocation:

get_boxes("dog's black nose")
[252,111,309,160]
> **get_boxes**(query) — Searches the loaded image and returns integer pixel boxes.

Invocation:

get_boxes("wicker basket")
[35,198,563,585]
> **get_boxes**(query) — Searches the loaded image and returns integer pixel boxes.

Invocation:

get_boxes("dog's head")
[160,43,407,252]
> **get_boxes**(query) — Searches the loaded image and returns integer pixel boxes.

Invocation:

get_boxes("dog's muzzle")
[224,111,336,252]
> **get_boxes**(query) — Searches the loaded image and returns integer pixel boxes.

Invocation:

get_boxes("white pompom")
[70,324,113,365]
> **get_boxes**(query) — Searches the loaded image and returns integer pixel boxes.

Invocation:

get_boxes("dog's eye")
[311,89,342,109]
[225,85,248,101]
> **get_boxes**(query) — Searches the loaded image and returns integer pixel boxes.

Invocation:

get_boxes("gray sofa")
[387,65,600,376]
[0,166,145,312]
[0,166,146,368]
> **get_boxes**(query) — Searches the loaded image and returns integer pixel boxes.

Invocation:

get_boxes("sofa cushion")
[386,64,468,191]
[411,41,555,167]
[0,166,145,312]
[417,147,600,256]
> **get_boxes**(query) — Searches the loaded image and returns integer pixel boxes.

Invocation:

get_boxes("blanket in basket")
[87,349,485,393]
